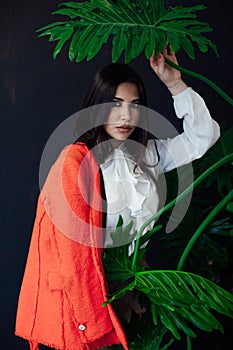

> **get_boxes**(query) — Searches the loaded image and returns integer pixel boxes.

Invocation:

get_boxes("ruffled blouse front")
[100,145,160,253]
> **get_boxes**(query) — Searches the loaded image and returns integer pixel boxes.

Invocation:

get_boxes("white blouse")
[100,88,220,254]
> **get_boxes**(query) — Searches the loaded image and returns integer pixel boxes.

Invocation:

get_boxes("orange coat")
[15,143,128,350]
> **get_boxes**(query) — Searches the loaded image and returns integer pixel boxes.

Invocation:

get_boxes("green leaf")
[37,0,217,62]
[227,202,233,213]
[135,0,154,24]
[52,8,80,19]
[36,21,68,33]
[68,27,84,61]
[112,25,128,63]
[131,27,149,58]
[74,25,95,61]
[159,306,181,340]
[149,0,166,20]
[179,34,195,59]
[103,209,233,345]
[76,24,109,61]
[53,27,73,59]
[136,270,233,338]
[151,303,158,325]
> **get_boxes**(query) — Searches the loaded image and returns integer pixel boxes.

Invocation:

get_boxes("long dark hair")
[75,63,159,168]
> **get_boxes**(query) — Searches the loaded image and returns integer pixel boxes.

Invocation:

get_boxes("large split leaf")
[134,269,233,339]
[104,252,233,342]
[36,0,217,63]
[103,218,233,345]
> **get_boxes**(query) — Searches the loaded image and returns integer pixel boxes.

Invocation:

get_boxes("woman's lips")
[116,125,132,132]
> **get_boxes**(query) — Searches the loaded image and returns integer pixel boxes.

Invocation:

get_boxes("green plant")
[102,127,233,349]
[36,0,233,105]
[36,1,233,348]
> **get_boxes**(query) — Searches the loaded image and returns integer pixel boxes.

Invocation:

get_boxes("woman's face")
[104,82,141,141]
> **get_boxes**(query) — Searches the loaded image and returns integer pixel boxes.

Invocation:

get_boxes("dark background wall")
[1,1,232,349]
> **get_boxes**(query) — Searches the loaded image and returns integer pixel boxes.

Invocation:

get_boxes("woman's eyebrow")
[113,96,141,102]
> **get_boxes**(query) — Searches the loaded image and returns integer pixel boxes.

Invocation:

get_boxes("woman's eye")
[112,101,121,107]
[130,103,139,109]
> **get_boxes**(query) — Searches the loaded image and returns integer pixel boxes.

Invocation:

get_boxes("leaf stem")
[187,335,192,350]
[131,153,233,272]
[165,57,233,106]
[177,189,233,271]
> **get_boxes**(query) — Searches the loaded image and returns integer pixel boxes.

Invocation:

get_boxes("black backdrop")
[1,1,232,349]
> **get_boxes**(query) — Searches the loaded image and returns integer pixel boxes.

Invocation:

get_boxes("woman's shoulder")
[65,141,89,152]
[60,142,90,160]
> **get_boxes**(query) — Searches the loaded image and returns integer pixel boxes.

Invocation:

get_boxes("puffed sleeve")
[156,87,220,173]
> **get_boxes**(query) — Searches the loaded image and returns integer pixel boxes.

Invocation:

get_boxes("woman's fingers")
[149,44,181,83]
[162,44,179,65]
[150,52,165,75]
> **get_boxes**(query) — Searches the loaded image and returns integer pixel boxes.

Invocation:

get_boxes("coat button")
[78,324,86,331]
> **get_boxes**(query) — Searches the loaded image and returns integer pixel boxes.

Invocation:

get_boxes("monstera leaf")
[36,0,233,106]
[103,218,233,347]
[36,0,217,62]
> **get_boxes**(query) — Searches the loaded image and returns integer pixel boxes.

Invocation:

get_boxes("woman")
[15,47,220,350]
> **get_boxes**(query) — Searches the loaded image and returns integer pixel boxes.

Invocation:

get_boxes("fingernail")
[158,54,162,59]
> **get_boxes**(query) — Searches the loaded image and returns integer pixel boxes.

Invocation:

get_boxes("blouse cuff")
[172,87,201,120]
[171,86,192,100]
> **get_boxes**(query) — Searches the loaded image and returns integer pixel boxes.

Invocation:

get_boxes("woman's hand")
[150,45,188,95]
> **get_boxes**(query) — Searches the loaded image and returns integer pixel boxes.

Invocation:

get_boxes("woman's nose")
[120,103,131,121]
